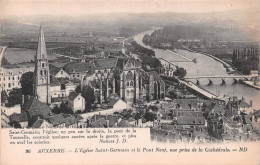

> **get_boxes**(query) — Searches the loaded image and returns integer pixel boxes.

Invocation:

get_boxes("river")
[134,30,260,110]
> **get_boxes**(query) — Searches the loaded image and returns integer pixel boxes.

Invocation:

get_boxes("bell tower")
[33,25,51,104]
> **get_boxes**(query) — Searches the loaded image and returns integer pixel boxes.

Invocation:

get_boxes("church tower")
[33,25,51,104]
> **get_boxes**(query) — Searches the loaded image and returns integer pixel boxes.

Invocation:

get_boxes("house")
[106,93,127,111]
[68,92,85,113]
[226,97,252,115]
[21,96,51,126]
[0,67,34,92]
[31,119,53,128]
[9,112,28,128]
[206,103,226,115]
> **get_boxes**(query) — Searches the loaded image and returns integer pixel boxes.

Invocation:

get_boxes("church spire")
[36,25,48,60]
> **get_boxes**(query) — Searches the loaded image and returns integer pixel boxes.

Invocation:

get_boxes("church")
[32,25,165,108]
[81,57,165,105]
[33,26,79,107]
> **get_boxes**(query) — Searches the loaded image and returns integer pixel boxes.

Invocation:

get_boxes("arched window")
[42,63,45,68]
[130,81,134,86]
[126,71,133,80]
[126,81,130,86]
[40,70,43,76]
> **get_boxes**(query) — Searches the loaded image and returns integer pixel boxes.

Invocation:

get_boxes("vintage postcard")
[0,0,260,164]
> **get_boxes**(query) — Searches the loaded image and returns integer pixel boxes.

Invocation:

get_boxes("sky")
[1,0,259,17]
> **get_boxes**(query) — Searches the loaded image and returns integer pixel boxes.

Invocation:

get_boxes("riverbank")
[182,46,235,72]
[241,81,260,90]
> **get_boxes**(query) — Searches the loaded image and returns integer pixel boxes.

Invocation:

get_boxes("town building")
[0,67,34,92]
[67,92,85,113]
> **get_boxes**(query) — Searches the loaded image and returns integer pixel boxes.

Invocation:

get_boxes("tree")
[81,85,95,111]
[75,85,81,93]
[8,121,21,128]
[143,112,157,122]
[174,67,187,78]
[60,101,73,114]
[7,88,22,107]
[20,71,34,96]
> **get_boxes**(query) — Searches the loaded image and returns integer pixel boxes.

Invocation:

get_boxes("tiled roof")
[94,58,118,70]
[176,111,203,117]
[107,115,118,127]
[48,113,79,127]
[175,99,199,109]
[176,116,205,125]
[91,114,106,121]
[22,96,50,119]
[64,62,94,74]
[90,118,107,128]
[49,64,61,76]
[68,92,80,101]
[31,119,52,128]
[238,100,251,108]
[106,93,121,107]
[10,112,28,123]
[50,76,61,86]
[117,119,133,127]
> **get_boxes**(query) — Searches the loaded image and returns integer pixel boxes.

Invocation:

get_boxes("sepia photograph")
[0,0,260,164]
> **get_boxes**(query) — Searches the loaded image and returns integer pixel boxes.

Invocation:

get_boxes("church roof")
[36,25,48,60]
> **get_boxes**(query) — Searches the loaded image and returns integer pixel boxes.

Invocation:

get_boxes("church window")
[130,81,133,86]
[126,71,133,80]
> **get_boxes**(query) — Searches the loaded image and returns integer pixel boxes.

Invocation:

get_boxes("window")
[8,77,10,80]
[17,76,20,80]
[44,70,47,75]
[8,83,11,88]
[61,70,63,74]
[42,63,45,68]
[130,81,133,86]
[78,98,80,100]
[40,70,43,76]
[126,81,129,86]
[12,77,14,80]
